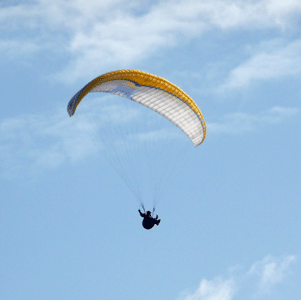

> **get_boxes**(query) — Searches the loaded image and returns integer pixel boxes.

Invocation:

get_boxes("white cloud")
[208,106,300,134]
[178,255,296,300]
[1,0,301,82]
[0,97,182,178]
[178,278,235,300]
[248,255,296,293]
[0,39,41,58]
[0,107,98,178]
[0,101,298,178]
[221,40,301,90]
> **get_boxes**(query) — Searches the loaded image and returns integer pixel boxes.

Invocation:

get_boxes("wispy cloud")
[0,39,41,59]
[1,0,301,82]
[0,97,182,178]
[248,255,296,293]
[221,40,301,90]
[207,106,300,134]
[178,255,296,300]
[178,278,235,300]
[0,107,98,178]
[0,102,298,178]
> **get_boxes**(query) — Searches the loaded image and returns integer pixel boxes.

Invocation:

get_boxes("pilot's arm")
[138,209,145,217]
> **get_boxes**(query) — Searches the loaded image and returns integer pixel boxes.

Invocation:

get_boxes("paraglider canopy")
[68,69,206,147]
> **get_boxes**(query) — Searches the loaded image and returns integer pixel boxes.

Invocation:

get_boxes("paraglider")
[138,209,161,230]
[67,69,206,229]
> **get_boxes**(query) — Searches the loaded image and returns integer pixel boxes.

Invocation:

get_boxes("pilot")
[138,209,161,230]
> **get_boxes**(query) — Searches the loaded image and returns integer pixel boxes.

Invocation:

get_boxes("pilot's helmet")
[146,211,152,217]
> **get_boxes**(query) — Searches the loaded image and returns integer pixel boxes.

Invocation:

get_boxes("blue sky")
[1,0,301,299]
